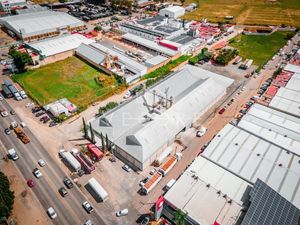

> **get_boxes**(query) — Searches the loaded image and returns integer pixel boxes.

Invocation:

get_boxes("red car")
[218,107,226,114]
[27,179,35,187]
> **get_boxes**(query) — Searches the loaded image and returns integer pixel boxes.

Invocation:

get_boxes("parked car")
[63,177,74,189]
[38,159,46,167]
[10,110,15,115]
[49,121,57,127]
[27,179,35,187]
[40,115,48,122]
[122,164,132,172]
[139,177,149,187]
[58,187,68,197]
[47,207,57,219]
[140,216,150,225]
[33,168,42,178]
[77,169,85,177]
[116,208,128,217]
[35,111,45,117]
[4,128,11,135]
[43,117,50,123]
[82,201,94,213]
[32,107,42,113]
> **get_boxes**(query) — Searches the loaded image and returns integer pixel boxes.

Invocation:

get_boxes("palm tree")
[173,209,187,225]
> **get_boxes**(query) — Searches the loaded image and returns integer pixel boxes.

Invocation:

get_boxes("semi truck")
[13,126,30,144]
[88,177,109,202]
[3,79,22,100]
[8,148,19,160]
[61,151,81,172]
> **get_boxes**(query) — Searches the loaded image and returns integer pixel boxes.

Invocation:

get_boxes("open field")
[182,0,300,28]
[229,31,294,68]
[14,57,123,108]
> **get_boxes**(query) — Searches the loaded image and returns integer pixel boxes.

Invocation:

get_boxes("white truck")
[8,148,19,161]
[60,151,81,172]
[88,177,109,202]
[19,90,27,99]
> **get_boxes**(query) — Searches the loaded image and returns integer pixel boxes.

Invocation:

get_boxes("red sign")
[155,196,165,220]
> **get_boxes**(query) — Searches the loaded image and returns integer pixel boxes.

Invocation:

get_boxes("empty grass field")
[229,31,294,68]
[182,0,300,28]
[14,57,123,109]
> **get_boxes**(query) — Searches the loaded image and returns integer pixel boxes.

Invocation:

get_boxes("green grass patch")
[13,57,125,109]
[229,31,294,69]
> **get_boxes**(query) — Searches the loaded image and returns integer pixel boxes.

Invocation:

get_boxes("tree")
[173,209,187,225]
[0,172,15,220]
[94,25,102,32]
[105,134,110,150]
[9,47,32,72]
[180,0,185,5]
[82,117,88,138]
[89,122,95,144]
[100,132,105,150]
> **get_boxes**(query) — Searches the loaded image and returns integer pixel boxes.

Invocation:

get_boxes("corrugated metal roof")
[76,43,105,65]
[145,55,168,66]
[0,10,84,38]
[28,34,95,57]
[91,65,233,164]
[284,64,300,74]
[122,33,179,56]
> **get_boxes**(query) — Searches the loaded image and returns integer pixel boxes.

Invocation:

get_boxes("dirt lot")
[0,30,15,47]
[0,159,51,225]
[183,0,300,27]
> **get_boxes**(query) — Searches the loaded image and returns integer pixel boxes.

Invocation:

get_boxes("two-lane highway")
[0,98,106,225]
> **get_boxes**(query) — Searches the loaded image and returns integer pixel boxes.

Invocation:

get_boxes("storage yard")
[183,0,300,28]
[13,57,123,108]
[229,31,294,68]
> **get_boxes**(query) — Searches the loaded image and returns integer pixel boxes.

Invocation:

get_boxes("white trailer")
[245,59,253,69]
[61,151,81,172]
[88,177,109,202]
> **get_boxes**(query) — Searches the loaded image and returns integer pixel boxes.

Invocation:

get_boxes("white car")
[0,96,3,100]
[196,127,207,137]
[116,208,128,217]
[82,201,94,213]
[84,220,93,225]
[1,110,8,117]
[122,164,132,172]
[33,168,42,178]
[123,90,131,99]
[20,122,26,128]
[38,159,46,167]
[47,207,57,219]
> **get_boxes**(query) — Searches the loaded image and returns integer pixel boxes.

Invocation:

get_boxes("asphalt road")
[0,99,106,225]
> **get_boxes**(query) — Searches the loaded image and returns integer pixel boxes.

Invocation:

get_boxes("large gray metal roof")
[91,65,233,164]
[241,179,300,225]
[0,10,84,38]
[76,43,105,65]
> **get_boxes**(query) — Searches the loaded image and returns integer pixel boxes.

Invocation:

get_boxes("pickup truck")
[8,148,19,161]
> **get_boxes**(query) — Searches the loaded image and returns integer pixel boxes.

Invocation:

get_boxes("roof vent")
[286,151,290,154]
[235,143,238,146]
[284,134,287,138]
[228,199,232,204]
[206,184,210,188]
[278,163,283,167]
[217,190,221,194]
[257,153,260,156]
[269,129,272,131]
[217,135,221,137]
[223,194,227,198]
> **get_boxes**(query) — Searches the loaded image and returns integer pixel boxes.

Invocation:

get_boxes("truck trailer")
[88,177,109,202]
[61,151,81,172]
[14,126,30,144]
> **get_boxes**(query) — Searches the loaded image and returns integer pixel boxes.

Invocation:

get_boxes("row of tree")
[0,172,15,222]
[215,48,239,65]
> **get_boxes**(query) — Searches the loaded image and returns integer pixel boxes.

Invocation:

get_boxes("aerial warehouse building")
[0,10,86,41]
[91,65,233,170]
[159,6,185,19]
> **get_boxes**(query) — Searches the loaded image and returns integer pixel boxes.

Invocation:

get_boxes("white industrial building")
[91,65,233,170]
[27,34,95,59]
[159,6,185,19]
[284,63,300,74]
[0,10,86,41]
[238,103,300,156]
[0,0,26,13]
